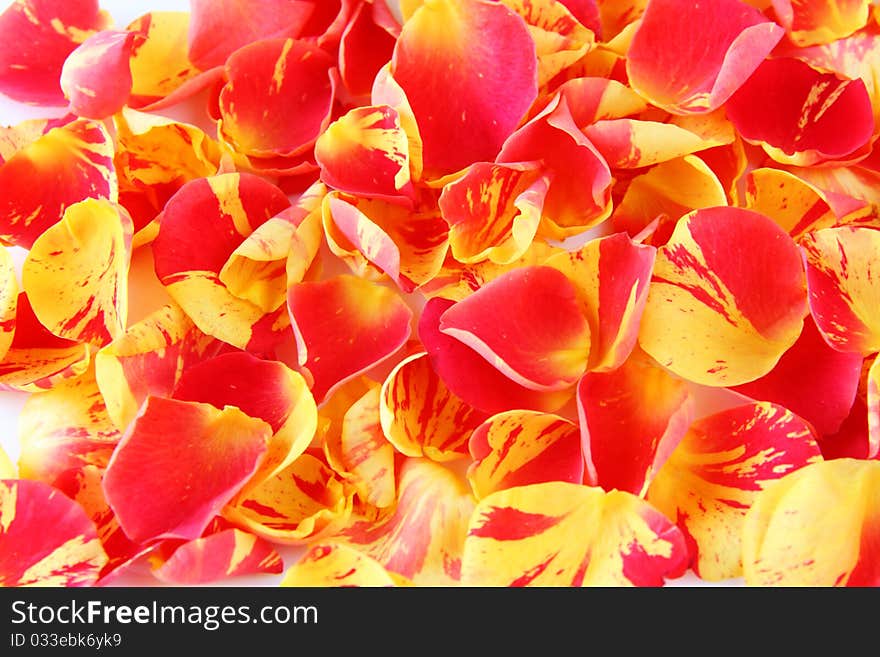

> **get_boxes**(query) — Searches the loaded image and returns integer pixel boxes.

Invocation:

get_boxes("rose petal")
[771,0,870,47]
[0,247,17,361]
[281,542,404,587]
[339,0,399,101]
[153,529,282,584]
[60,29,135,119]
[461,482,688,586]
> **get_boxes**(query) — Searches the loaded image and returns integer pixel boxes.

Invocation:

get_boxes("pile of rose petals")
[1,0,879,589]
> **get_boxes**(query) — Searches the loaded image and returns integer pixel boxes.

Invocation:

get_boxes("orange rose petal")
[222,452,352,545]
[0,0,110,105]
[771,0,870,47]
[439,265,591,391]
[153,529,283,584]
[578,347,693,497]
[0,118,116,248]
[545,232,656,371]
[647,402,822,580]
[172,351,318,483]
[742,458,880,586]
[725,57,874,167]
[390,0,538,177]
[626,0,783,114]
[60,29,135,119]
[219,38,335,158]
[103,396,272,543]
[467,410,583,500]
[0,479,107,587]
[638,207,808,386]
[22,199,132,347]
[281,542,404,587]
[461,482,688,586]
[801,226,880,355]
[287,275,413,402]
[334,458,475,585]
[380,352,486,462]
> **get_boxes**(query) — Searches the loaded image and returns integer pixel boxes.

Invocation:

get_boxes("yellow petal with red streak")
[281,542,402,587]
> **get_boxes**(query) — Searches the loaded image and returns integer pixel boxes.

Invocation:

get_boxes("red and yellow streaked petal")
[281,542,404,587]
[626,0,783,114]
[390,0,538,177]
[467,411,582,499]
[0,247,17,360]
[772,0,870,47]
[0,118,116,248]
[419,296,573,414]
[287,275,413,403]
[0,478,107,586]
[380,352,485,462]
[498,95,612,237]
[219,38,335,158]
[22,199,132,347]
[439,265,591,390]
[17,366,120,487]
[545,232,656,371]
[725,57,874,167]
[0,0,110,105]
[647,402,822,581]
[103,396,272,543]
[94,303,220,431]
[0,293,90,392]
[638,207,808,386]
[153,528,282,584]
[172,351,318,484]
[0,446,13,479]
[325,386,396,508]
[578,347,693,497]
[461,482,688,586]
[550,76,648,128]
[742,458,880,586]
[439,161,549,265]
[338,0,399,101]
[316,104,413,201]
[223,452,352,545]
[60,29,135,119]
[745,167,843,239]
[732,316,863,437]
[334,458,475,585]
[801,226,880,355]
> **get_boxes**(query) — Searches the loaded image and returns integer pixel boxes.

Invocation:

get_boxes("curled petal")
[545,232,656,371]
[461,482,688,586]
[0,118,116,249]
[380,352,485,462]
[22,199,132,347]
[0,479,107,586]
[419,296,572,414]
[648,402,822,580]
[173,352,317,484]
[334,458,475,585]
[153,529,282,584]
[95,303,221,431]
[153,173,292,351]
[391,0,538,176]
[316,105,413,201]
[801,226,880,355]
[725,57,874,166]
[439,266,591,391]
[287,275,413,402]
[638,207,808,386]
[498,94,612,237]
[0,0,110,104]
[626,0,783,114]
[550,76,648,128]
[578,348,693,497]
[325,386,396,508]
[439,161,549,265]
[743,458,880,586]
[219,38,335,158]
[281,543,404,587]
[223,452,352,545]
[60,29,135,119]
[771,0,870,47]
[732,316,863,437]
[468,411,583,499]
[103,396,272,543]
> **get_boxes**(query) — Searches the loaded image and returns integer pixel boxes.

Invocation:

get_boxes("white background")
[0,0,737,587]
